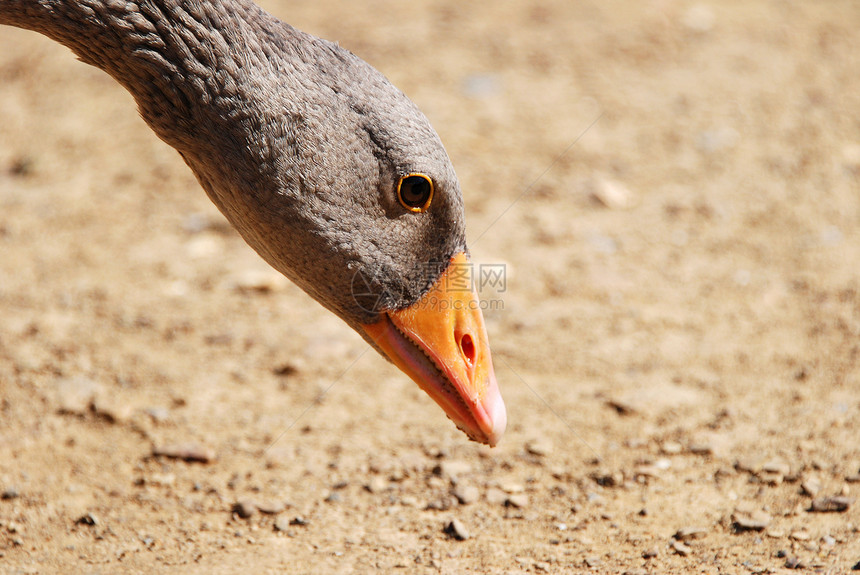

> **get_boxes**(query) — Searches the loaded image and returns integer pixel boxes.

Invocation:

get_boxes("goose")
[0,0,506,445]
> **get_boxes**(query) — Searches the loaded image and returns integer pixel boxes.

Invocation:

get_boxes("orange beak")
[362,252,506,446]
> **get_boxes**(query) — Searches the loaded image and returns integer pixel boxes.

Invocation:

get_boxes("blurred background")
[0,1,858,572]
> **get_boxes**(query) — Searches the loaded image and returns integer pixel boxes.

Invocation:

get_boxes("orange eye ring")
[397,173,434,212]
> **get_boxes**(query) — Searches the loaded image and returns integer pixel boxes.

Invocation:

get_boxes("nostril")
[460,333,476,367]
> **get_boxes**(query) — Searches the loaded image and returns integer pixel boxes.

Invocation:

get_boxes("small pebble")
[590,177,636,210]
[233,500,256,519]
[688,443,714,456]
[790,530,810,541]
[486,488,507,505]
[92,397,133,423]
[181,213,208,234]
[444,518,470,541]
[7,155,34,177]
[586,492,605,505]
[290,516,308,526]
[452,485,479,505]
[670,539,691,556]
[145,472,176,487]
[525,439,552,456]
[273,517,292,533]
[634,465,660,480]
[810,496,853,513]
[584,556,601,567]
[696,127,738,154]
[762,459,791,476]
[56,377,102,416]
[256,501,286,515]
[365,476,387,494]
[674,526,708,542]
[272,362,299,377]
[182,212,228,234]
[433,460,472,479]
[231,269,288,293]
[145,407,170,423]
[152,443,216,463]
[461,74,500,99]
[505,494,529,509]
[760,471,784,485]
[642,548,658,559]
[801,476,822,497]
[75,513,98,526]
[425,497,455,511]
[732,509,772,531]
[185,234,223,258]
[785,556,804,569]
[1,487,19,500]
[735,457,763,474]
[500,482,525,494]
[606,398,637,415]
[591,471,623,487]
[661,442,683,455]
[587,233,617,254]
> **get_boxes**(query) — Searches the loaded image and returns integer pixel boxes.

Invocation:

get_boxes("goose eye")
[397,173,434,212]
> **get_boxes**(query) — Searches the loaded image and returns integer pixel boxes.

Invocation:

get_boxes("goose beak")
[362,252,506,446]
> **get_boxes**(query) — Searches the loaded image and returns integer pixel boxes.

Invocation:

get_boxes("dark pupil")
[401,176,430,207]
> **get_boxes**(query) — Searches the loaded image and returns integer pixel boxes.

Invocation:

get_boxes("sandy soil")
[1,1,859,573]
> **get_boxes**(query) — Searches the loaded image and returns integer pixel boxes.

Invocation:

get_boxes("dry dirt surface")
[1,1,859,573]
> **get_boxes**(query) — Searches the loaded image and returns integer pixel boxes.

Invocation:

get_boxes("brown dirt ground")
[1,1,860,573]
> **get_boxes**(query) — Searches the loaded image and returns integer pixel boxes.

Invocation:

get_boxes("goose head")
[168,26,507,445]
